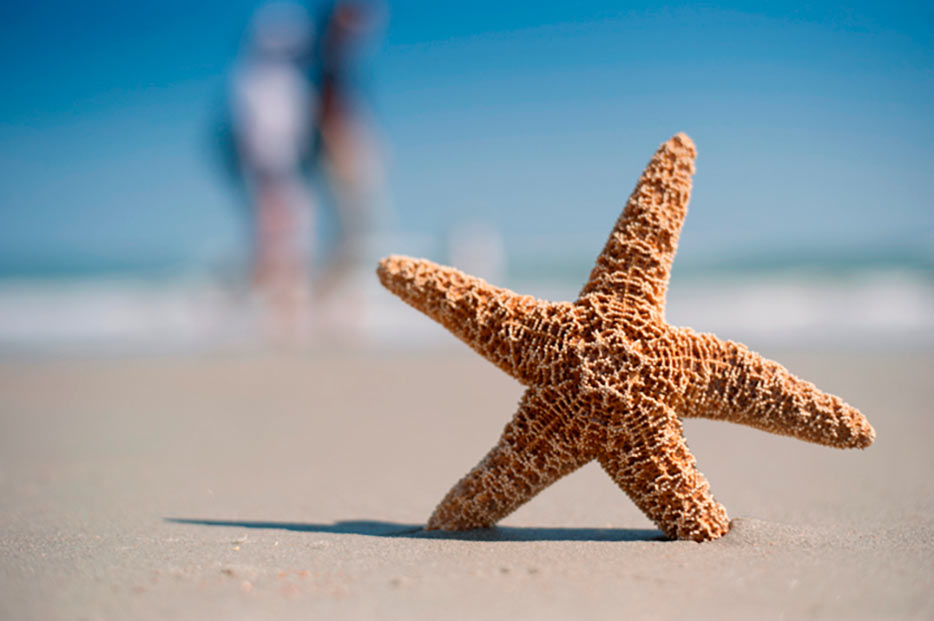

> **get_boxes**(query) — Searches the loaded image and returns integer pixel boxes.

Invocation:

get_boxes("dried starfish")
[377,133,875,541]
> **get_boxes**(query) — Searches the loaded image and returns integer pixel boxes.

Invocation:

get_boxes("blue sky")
[0,1,931,276]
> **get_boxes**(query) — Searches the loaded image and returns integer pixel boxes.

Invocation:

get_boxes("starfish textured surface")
[377,134,875,542]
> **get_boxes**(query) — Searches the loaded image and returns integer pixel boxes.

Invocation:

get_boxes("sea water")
[1,236,930,355]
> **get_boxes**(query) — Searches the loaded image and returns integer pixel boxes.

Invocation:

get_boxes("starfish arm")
[676,331,875,449]
[578,133,696,317]
[377,255,548,383]
[598,396,730,541]
[427,386,590,530]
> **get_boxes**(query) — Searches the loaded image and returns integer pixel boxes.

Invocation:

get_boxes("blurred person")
[309,0,386,300]
[225,0,384,343]
[229,2,317,341]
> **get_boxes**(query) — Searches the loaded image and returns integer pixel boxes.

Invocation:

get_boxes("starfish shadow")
[165,518,665,542]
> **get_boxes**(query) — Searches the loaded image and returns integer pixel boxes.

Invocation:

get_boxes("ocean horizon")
[1,233,930,356]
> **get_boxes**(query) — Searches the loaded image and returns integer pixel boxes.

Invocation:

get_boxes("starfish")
[377,133,875,542]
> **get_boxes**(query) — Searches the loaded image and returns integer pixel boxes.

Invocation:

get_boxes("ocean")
[1,232,930,355]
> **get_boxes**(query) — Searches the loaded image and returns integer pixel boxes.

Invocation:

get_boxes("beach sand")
[1,349,932,619]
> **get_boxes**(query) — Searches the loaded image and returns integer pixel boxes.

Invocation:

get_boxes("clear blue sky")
[0,1,931,276]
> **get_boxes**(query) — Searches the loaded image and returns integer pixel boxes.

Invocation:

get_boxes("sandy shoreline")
[1,351,932,619]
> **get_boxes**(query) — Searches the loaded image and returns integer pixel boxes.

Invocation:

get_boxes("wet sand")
[1,350,932,619]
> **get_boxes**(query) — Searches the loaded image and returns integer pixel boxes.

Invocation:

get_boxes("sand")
[1,350,932,619]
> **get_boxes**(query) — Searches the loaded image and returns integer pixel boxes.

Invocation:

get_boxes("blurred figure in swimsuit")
[226,0,384,343]
[229,2,316,340]
[309,0,386,300]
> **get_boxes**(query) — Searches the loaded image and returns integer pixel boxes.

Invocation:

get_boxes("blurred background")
[1,0,932,354]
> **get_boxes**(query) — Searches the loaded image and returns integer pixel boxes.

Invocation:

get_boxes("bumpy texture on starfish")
[377,134,875,542]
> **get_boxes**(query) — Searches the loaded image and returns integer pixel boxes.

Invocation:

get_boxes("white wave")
[665,270,934,350]
[0,269,930,355]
